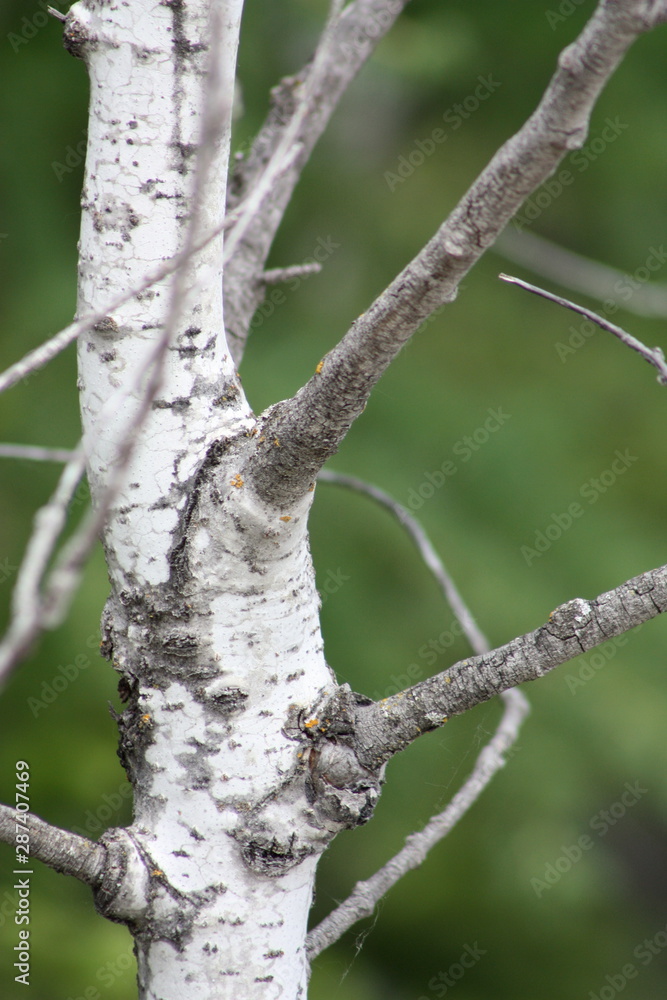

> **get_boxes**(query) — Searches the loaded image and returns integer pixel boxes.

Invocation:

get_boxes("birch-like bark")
[2,3,666,999]
[67,1,339,997]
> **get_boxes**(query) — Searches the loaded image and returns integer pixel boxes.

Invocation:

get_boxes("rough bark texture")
[2,3,667,999]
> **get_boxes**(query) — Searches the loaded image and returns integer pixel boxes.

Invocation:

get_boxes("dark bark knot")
[300,684,385,829]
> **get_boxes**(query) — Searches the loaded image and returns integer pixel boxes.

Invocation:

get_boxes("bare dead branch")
[248,0,667,508]
[0,805,106,887]
[223,0,410,364]
[350,563,667,769]
[496,229,667,319]
[499,273,667,383]
[306,686,529,959]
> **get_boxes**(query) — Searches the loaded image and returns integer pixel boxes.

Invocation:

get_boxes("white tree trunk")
[2,2,667,998]
[71,0,337,995]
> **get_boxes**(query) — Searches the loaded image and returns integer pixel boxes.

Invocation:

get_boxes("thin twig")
[496,229,667,320]
[262,262,322,285]
[0,444,76,463]
[311,471,530,958]
[499,273,667,384]
[0,445,87,681]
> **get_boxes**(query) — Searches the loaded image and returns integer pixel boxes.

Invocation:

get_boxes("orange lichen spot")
[139,713,152,726]
[279,515,292,522]
[304,718,319,729]
[308,482,315,492]
[258,435,265,444]
[151,869,164,877]
[273,437,280,447]
[315,360,324,374]
[442,716,448,724]
[246,427,258,437]
[445,676,451,684]
[231,474,244,489]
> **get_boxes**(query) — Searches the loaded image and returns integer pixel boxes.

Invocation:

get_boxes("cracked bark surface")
[2,2,667,998]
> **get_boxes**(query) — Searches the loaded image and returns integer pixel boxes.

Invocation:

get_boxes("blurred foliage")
[1,0,666,998]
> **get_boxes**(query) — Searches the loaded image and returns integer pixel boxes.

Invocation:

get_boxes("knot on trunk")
[300,683,385,829]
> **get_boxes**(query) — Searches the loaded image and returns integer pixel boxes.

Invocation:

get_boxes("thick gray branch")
[249,0,667,508]
[224,0,409,364]
[0,805,106,887]
[351,563,667,769]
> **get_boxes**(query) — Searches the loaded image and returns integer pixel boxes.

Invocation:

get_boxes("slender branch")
[351,563,667,769]
[306,686,528,959]
[499,273,667,383]
[263,262,322,285]
[0,446,87,683]
[248,0,667,508]
[223,0,409,364]
[0,444,77,462]
[318,470,489,655]
[0,805,106,887]
[496,229,667,319]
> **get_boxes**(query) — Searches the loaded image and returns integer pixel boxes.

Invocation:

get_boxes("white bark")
[2,2,667,998]
[69,0,338,996]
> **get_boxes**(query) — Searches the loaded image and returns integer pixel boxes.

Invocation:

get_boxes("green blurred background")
[1,0,666,997]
